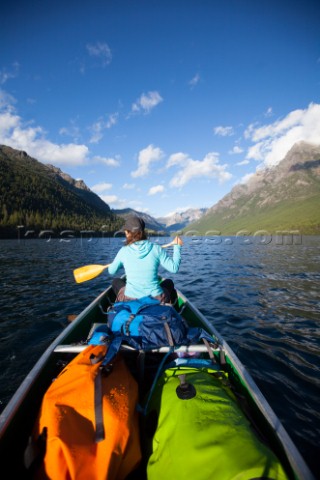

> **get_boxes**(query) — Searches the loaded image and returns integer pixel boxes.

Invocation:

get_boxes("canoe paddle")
[73,240,179,283]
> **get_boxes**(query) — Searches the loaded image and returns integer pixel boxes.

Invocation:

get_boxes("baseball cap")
[122,215,146,232]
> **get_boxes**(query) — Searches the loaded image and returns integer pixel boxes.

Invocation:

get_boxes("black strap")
[94,368,105,442]
[24,428,47,470]
[90,352,106,364]
[123,313,136,336]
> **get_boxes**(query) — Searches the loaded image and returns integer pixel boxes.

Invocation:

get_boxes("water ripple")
[0,237,319,477]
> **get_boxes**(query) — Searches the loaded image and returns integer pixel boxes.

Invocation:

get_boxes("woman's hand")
[174,236,183,246]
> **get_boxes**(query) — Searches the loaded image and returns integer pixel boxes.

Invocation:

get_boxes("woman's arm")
[158,239,182,273]
[108,249,124,275]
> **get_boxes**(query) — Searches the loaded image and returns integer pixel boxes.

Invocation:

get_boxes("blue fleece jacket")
[108,240,181,298]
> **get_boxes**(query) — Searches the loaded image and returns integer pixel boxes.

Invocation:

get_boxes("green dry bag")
[144,366,288,480]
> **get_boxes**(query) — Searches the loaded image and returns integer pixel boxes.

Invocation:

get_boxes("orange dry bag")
[30,344,141,480]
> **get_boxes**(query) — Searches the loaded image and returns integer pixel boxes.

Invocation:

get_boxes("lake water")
[0,235,319,477]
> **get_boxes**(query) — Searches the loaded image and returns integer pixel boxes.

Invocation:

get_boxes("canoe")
[0,281,314,479]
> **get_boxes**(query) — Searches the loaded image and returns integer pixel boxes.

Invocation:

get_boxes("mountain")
[3,142,318,239]
[44,164,112,214]
[186,141,320,235]
[112,208,208,234]
[0,144,192,237]
[0,145,122,237]
[112,208,167,234]
[157,208,207,232]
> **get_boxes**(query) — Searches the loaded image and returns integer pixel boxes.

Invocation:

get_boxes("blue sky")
[1,0,320,218]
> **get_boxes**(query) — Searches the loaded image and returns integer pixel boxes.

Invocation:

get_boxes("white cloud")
[228,145,244,154]
[245,103,320,166]
[122,183,135,189]
[189,73,200,89]
[167,152,232,188]
[131,144,164,177]
[246,141,265,161]
[0,62,19,85]
[148,185,165,195]
[35,142,89,165]
[0,88,123,168]
[100,194,129,210]
[0,89,16,110]
[0,109,20,131]
[236,159,250,166]
[88,113,118,143]
[86,42,112,67]
[131,91,163,114]
[0,92,88,166]
[166,152,189,168]
[100,194,119,204]
[91,182,113,193]
[92,155,120,167]
[164,206,192,217]
[214,125,234,136]
[1,117,88,165]
[59,119,81,142]
[264,107,273,117]
[239,172,255,184]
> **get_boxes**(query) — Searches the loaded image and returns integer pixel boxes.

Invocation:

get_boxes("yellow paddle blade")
[73,264,109,283]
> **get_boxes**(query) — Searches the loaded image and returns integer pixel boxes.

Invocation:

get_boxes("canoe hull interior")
[0,284,314,480]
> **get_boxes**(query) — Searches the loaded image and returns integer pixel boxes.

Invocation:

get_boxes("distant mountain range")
[111,208,167,233]
[187,141,320,235]
[1,142,319,237]
[157,208,208,232]
[111,208,208,233]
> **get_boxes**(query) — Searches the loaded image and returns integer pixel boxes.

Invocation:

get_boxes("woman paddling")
[108,215,183,303]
